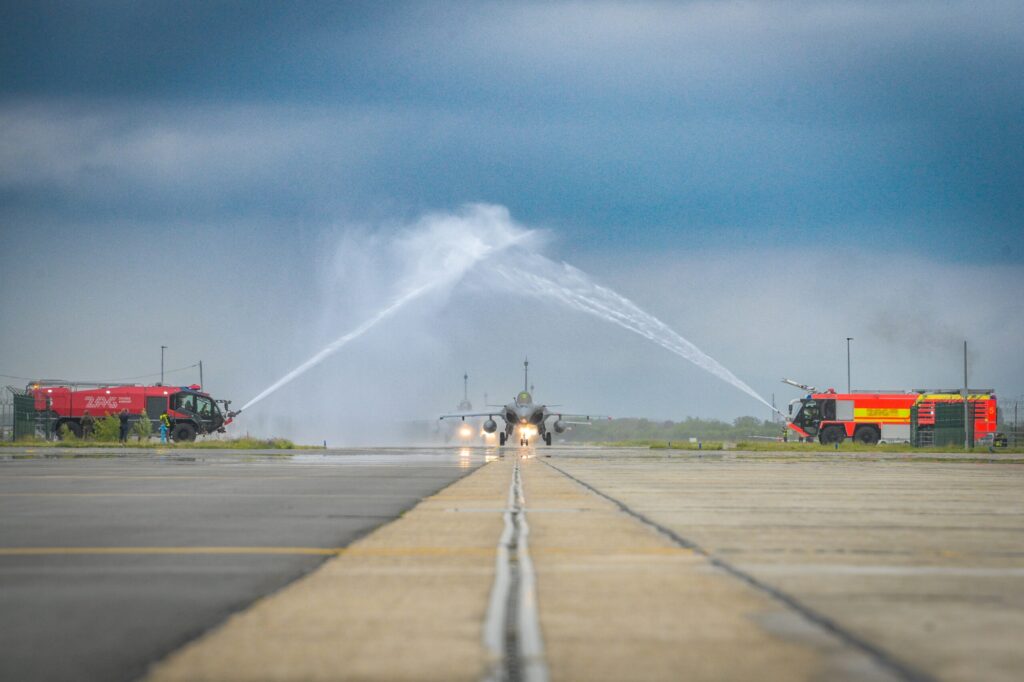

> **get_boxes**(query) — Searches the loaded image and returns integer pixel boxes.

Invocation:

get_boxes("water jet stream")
[238,281,435,413]
[493,261,777,413]
[239,210,529,413]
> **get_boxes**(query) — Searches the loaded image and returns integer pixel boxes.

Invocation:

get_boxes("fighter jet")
[440,359,605,446]
[446,372,481,443]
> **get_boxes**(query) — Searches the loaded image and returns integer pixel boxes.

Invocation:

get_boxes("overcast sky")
[2,1,1022,442]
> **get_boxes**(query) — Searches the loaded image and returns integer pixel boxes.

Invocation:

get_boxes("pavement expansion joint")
[482,456,548,682]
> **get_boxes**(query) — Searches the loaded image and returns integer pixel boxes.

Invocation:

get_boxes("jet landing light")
[519,425,538,439]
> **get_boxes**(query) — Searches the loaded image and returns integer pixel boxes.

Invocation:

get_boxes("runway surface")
[0,448,483,682]
[2,446,1022,682]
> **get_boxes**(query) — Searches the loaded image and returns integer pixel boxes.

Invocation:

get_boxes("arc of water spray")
[237,225,530,414]
[493,262,780,414]
[236,212,776,418]
[238,281,436,413]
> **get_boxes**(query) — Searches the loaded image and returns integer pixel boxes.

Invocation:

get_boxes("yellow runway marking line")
[0,475,307,480]
[0,547,345,557]
[0,546,510,558]
[0,492,412,498]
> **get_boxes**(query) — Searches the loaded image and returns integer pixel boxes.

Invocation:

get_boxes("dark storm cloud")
[2,1,1022,258]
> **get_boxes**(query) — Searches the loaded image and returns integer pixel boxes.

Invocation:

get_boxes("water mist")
[238,205,530,413]
[237,204,774,423]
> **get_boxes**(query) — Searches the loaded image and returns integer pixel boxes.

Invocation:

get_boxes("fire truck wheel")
[854,426,880,445]
[819,426,845,444]
[172,423,197,442]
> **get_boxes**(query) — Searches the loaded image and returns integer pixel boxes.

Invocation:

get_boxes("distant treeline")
[560,416,785,442]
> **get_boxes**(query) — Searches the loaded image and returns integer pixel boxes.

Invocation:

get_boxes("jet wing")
[439,412,503,421]
[551,413,612,425]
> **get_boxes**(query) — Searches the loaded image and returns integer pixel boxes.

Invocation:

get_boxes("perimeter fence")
[998,396,1024,448]
[2,385,46,442]
[0,389,11,441]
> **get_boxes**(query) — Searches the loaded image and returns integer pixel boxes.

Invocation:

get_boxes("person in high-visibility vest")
[159,412,171,443]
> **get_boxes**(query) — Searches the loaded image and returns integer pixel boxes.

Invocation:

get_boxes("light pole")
[1015,396,1020,448]
[846,337,853,393]
[160,346,167,385]
[963,340,969,450]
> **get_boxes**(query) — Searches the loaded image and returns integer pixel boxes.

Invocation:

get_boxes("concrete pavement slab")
[520,455,897,682]
[548,451,1024,682]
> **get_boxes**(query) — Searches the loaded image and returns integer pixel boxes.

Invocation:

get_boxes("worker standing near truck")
[80,410,95,440]
[159,412,171,444]
[118,409,130,443]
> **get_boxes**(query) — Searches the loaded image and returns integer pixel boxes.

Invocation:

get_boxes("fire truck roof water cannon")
[28,380,235,442]
[780,379,1001,447]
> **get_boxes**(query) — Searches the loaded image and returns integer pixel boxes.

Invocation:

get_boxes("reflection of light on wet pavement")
[459,448,472,467]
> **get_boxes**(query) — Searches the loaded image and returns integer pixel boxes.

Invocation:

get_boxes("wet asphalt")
[0,448,484,682]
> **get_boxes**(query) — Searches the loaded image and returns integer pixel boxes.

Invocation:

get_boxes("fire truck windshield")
[792,399,821,428]
[195,395,214,417]
[173,393,219,418]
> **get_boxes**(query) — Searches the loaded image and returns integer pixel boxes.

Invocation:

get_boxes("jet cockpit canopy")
[516,391,533,405]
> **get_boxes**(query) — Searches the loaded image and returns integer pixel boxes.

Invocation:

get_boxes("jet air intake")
[483,418,498,434]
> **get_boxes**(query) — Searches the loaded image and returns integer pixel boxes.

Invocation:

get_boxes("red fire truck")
[28,381,233,442]
[784,383,999,445]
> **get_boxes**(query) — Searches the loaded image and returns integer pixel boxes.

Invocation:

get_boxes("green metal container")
[911,400,974,448]
[12,391,38,441]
